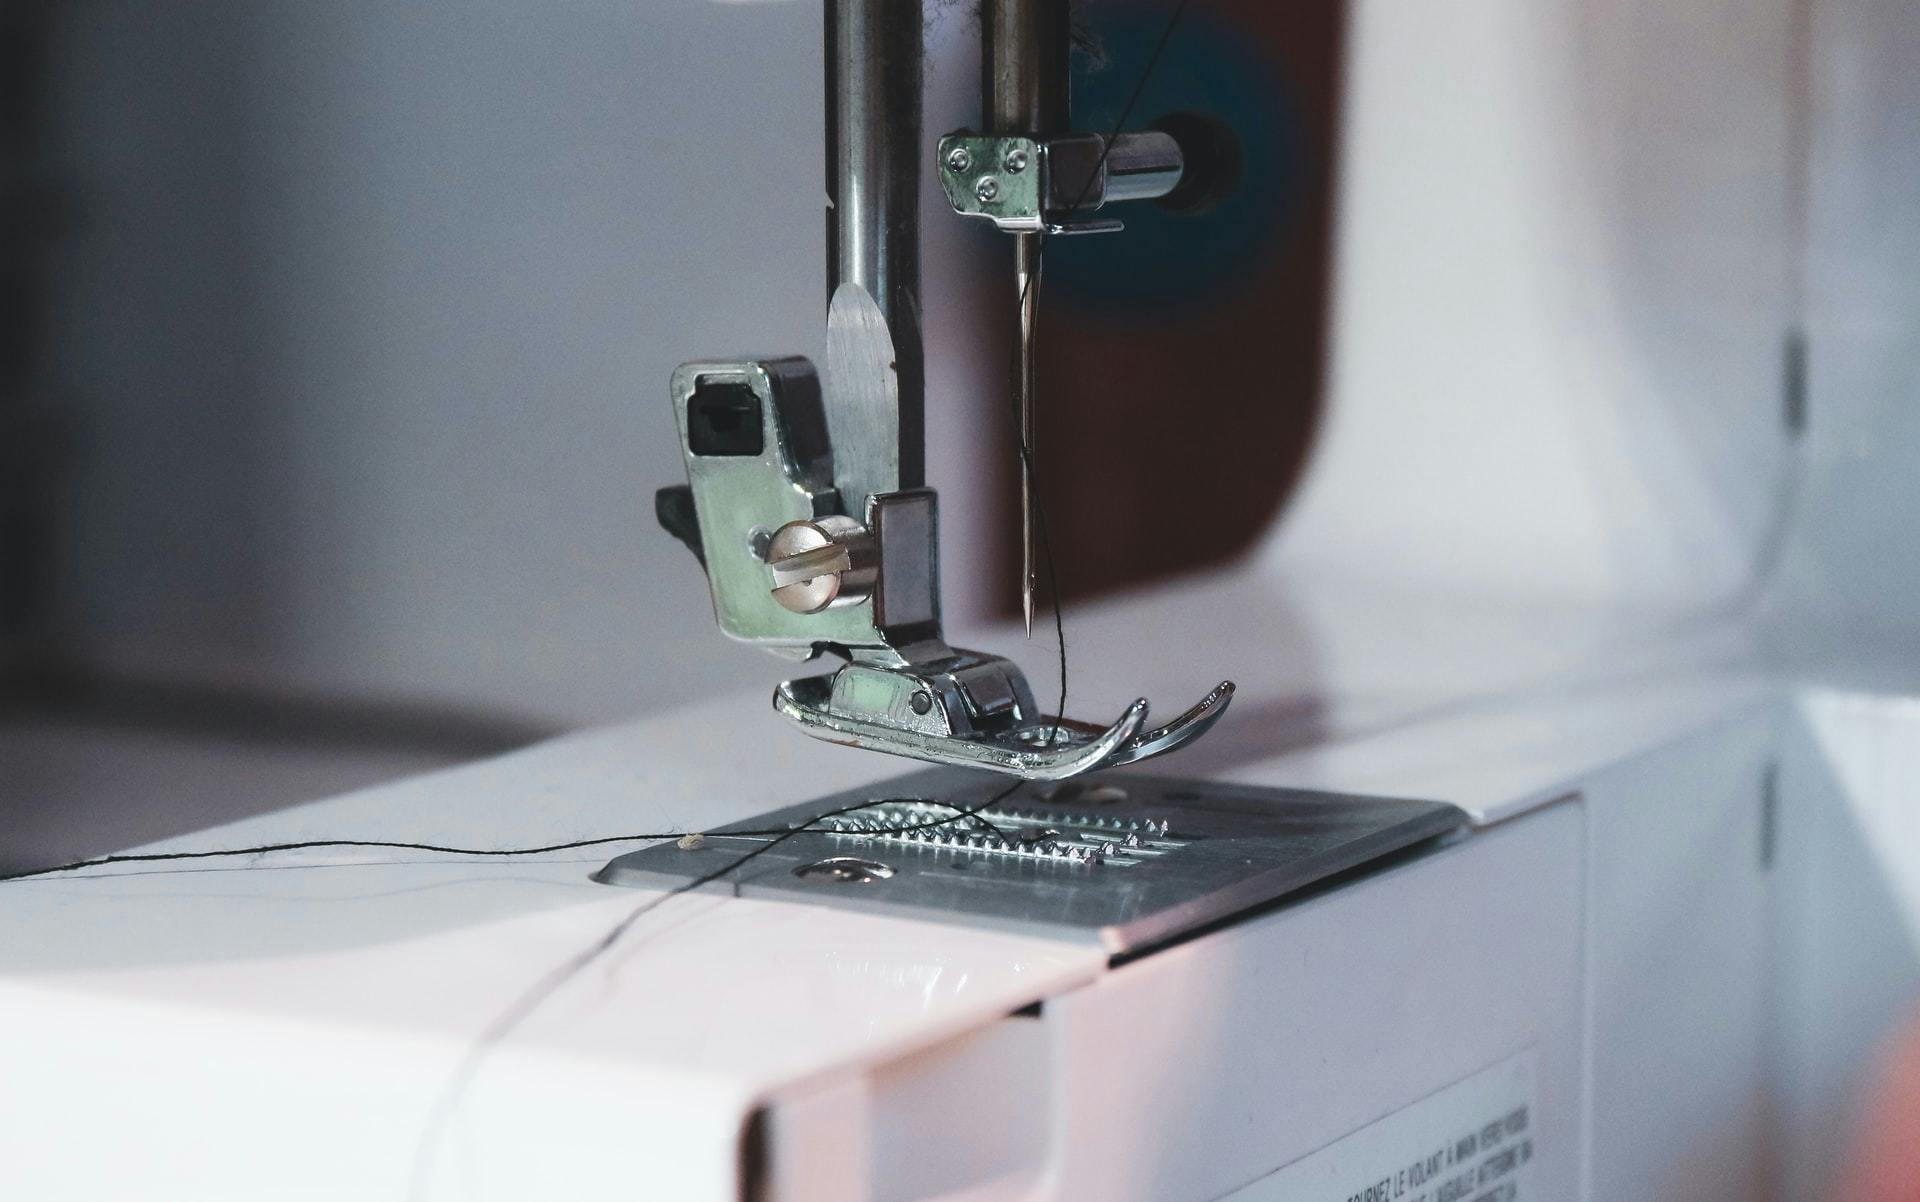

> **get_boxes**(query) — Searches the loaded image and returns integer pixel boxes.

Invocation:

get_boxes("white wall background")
[1265,0,1801,620]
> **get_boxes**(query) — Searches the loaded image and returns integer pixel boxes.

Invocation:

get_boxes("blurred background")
[0,1,1338,869]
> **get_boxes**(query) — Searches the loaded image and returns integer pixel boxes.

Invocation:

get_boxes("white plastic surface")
[1029,801,1587,1202]
[1769,689,1920,1202]
[759,800,1587,1202]
[1578,709,1778,1200]
[1269,0,1798,616]
[0,700,1105,1199]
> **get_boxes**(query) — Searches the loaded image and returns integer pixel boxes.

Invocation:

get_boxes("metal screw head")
[794,857,895,885]
[766,518,867,614]
[945,146,973,174]
[975,176,1001,203]
[909,690,933,715]
[1002,147,1029,174]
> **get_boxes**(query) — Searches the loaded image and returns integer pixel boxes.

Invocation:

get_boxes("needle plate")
[595,768,1465,955]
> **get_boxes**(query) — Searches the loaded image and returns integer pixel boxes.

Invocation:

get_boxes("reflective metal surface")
[826,0,924,488]
[1015,229,1039,635]
[654,0,1236,780]
[767,515,875,614]
[937,132,1188,233]
[823,282,904,512]
[774,675,1236,780]
[667,358,877,656]
[596,767,1467,954]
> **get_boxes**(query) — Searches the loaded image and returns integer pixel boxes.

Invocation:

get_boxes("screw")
[975,176,1000,203]
[746,526,773,561]
[909,690,933,715]
[1002,147,1029,174]
[945,146,973,174]
[766,517,867,614]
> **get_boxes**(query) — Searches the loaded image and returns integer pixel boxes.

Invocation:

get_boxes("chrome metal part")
[1050,129,1186,207]
[595,768,1468,954]
[822,283,901,515]
[937,132,1187,233]
[940,135,1046,232]
[654,0,1238,780]
[985,0,1070,138]
[826,0,924,490]
[766,516,875,614]
[813,798,1192,866]
[665,355,943,659]
[663,348,1236,777]
[792,857,895,884]
[774,675,1235,780]
[668,359,875,656]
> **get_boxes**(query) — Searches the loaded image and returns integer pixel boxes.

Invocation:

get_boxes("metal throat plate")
[596,768,1465,955]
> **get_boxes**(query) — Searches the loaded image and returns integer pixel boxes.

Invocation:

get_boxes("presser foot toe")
[773,666,1234,781]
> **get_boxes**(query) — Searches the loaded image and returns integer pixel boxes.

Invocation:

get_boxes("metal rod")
[1037,128,1187,216]
[825,0,925,491]
[984,0,1070,136]
[984,0,1069,637]
[1097,130,1186,204]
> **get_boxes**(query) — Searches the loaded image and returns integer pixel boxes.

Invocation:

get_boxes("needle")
[1015,231,1040,637]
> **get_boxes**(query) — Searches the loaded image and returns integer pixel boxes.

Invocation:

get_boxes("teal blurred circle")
[1047,4,1305,321]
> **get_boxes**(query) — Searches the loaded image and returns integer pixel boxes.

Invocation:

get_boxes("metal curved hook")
[1102,681,1237,770]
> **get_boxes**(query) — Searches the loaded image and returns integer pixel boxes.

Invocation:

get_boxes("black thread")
[408,780,1027,1198]
[0,800,1016,885]
[0,835,670,884]
[1072,0,1194,222]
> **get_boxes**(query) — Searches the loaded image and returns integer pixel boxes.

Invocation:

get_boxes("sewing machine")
[4,1,1919,1199]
